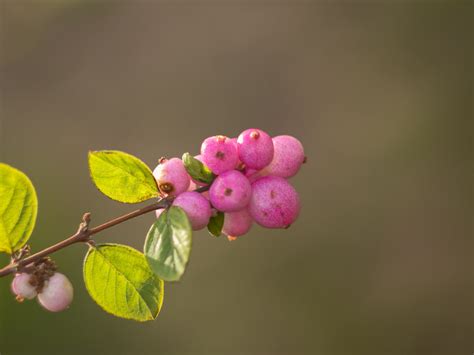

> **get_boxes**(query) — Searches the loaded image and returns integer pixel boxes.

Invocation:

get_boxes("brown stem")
[0,185,210,278]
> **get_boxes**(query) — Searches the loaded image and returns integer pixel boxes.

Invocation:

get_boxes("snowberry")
[237,129,274,170]
[11,273,37,300]
[249,176,300,228]
[222,208,253,238]
[172,191,212,230]
[38,273,73,312]
[260,135,305,178]
[153,157,190,196]
[209,170,252,212]
[200,135,239,175]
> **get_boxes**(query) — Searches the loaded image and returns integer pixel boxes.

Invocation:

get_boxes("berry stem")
[0,185,210,278]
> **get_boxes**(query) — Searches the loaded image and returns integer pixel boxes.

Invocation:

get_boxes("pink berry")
[261,135,305,178]
[237,129,274,170]
[201,135,239,175]
[153,157,190,196]
[11,273,37,300]
[38,273,73,312]
[249,176,300,228]
[222,208,253,237]
[172,191,212,230]
[209,170,251,212]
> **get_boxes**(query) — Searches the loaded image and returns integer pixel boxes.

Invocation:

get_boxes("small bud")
[249,131,260,139]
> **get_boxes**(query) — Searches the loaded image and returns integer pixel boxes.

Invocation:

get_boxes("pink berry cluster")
[11,272,73,312]
[153,129,305,240]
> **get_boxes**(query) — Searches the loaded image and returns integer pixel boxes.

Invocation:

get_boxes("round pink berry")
[38,273,74,312]
[249,176,300,228]
[201,135,239,175]
[261,135,305,178]
[209,170,251,212]
[222,208,253,237]
[11,273,37,300]
[172,191,212,230]
[237,129,274,170]
[153,157,190,196]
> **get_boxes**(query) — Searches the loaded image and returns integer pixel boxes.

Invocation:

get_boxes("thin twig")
[0,185,210,278]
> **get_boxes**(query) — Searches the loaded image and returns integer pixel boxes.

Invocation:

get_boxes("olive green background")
[0,1,471,355]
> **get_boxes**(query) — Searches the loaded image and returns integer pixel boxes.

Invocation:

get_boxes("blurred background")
[0,1,472,355]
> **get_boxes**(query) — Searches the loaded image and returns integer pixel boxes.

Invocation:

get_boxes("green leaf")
[182,152,215,185]
[83,244,164,322]
[0,163,38,254]
[207,212,224,237]
[88,150,159,203]
[144,206,192,282]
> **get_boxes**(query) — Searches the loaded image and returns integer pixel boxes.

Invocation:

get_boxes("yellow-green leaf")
[83,244,164,322]
[88,150,159,203]
[0,163,38,254]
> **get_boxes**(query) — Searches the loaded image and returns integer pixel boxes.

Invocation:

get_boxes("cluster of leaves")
[0,150,221,322]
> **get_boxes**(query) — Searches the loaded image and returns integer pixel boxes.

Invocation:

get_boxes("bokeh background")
[0,1,472,355]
